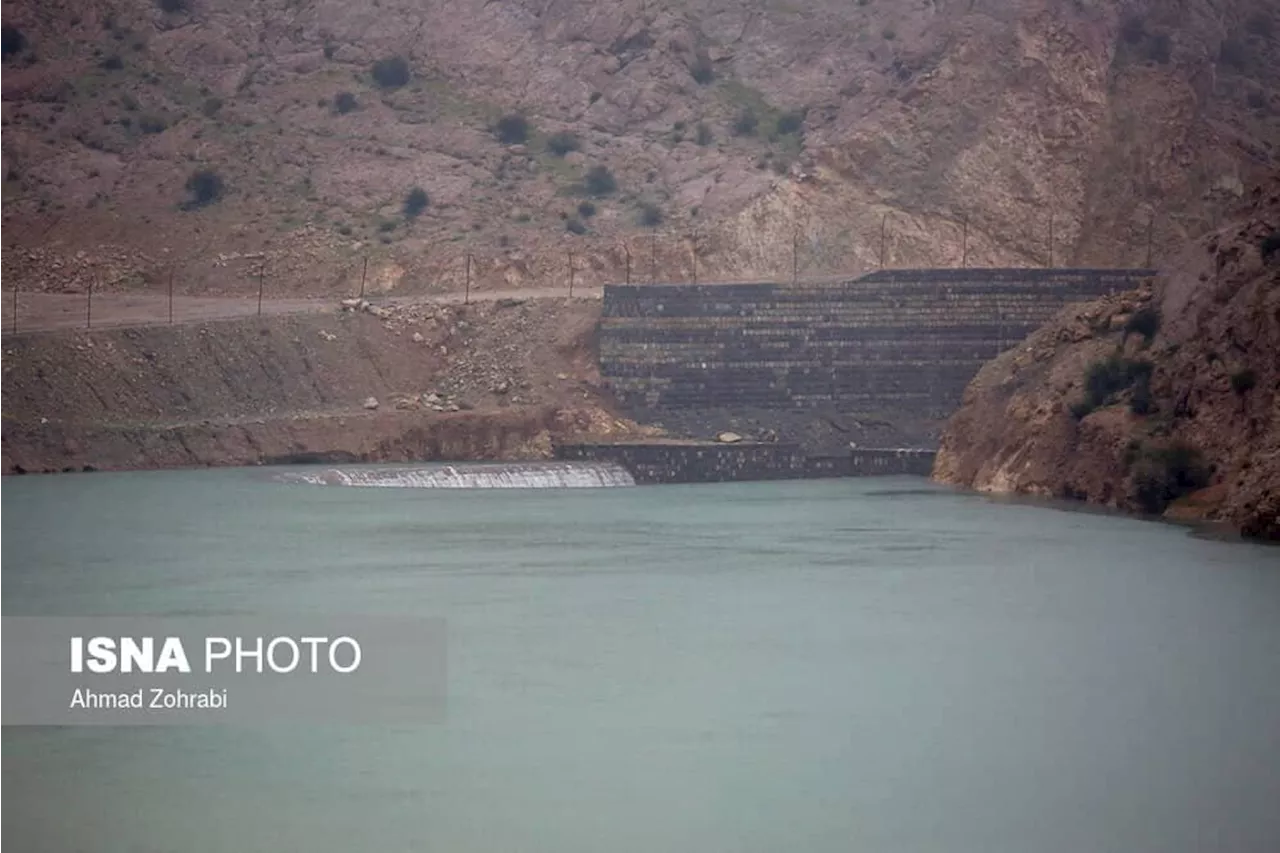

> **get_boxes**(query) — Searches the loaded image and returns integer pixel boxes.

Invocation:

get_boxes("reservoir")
[3,467,1279,852]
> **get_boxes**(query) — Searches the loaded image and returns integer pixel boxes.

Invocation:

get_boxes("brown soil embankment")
[1,297,652,473]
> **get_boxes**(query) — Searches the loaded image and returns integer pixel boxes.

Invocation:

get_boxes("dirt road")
[0,285,605,335]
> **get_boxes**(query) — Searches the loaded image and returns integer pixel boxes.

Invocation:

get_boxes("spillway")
[273,461,636,489]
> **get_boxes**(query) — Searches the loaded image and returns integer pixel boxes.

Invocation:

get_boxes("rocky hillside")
[934,180,1279,540]
[2,0,1278,298]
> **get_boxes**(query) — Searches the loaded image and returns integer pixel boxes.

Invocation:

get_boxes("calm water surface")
[4,468,1279,853]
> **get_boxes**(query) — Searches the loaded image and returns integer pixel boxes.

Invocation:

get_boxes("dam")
[583,267,1154,481]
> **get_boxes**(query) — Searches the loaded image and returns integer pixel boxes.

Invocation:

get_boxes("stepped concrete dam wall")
[598,268,1154,453]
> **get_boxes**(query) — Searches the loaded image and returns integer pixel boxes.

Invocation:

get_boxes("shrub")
[775,109,805,136]
[1217,37,1250,70]
[156,0,188,12]
[183,169,223,208]
[1261,230,1280,261]
[565,217,587,235]
[1073,354,1154,418]
[1129,372,1154,415]
[882,28,896,40]
[576,200,596,218]
[583,164,617,196]
[1247,90,1267,110]
[695,122,714,146]
[1245,13,1274,39]
[732,109,758,136]
[100,55,124,71]
[138,114,168,134]
[637,202,663,227]
[1,25,26,59]
[546,130,579,156]
[1230,368,1257,394]
[1144,32,1172,64]
[588,91,602,104]
[493,112,530,144]
[378,219,397,233]
[689,54,714,85]
[1123,305,1161,342]
[323,42,337,60]
[1131,443,1210,514]
[201,96,223,117]
[333,91,358,114]
[403,187,429,218]
[371,56,411,89]
[1120,16,1146,44]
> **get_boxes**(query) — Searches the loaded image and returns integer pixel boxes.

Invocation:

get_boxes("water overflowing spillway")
[273,461,636,488]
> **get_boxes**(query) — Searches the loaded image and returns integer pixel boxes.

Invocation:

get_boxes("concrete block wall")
[600,268,1153,417]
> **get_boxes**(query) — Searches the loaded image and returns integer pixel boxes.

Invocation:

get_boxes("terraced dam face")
[599,269,1154,423]
[273,461,636,489]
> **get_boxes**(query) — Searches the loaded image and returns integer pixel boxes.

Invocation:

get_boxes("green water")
[4,468,1280,852]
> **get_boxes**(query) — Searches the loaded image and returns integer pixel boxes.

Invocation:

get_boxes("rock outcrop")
[934,181,1279,540]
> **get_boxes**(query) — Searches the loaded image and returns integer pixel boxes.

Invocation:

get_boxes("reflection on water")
[3,469,1280,853]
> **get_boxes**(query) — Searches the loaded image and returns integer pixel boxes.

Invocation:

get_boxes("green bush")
[583,164,617,197]
[576,200,596,218]
[1131,443,1210,514]
[494,112,530,144]
[403,187,429,218]
[1073,355,1154,418]
[138,114,168,134]
[732,109,758,137]
[637,202,663,227]
[333,92,358,114]
[775,109,805,136]
[1123,306,1161,342]
[183,169,224,209]
[100,55,124,71]
[371,56,411,89]
[565,217,587,235]
[695,123,714,146]
[1231,368,1257,394]
[689,54,714,85]
[546,131,579,156]
[1261,230,1280,261]
[2,24,26,59]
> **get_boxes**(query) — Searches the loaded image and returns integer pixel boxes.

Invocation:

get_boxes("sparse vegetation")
[100,55,124,71]
[565,217,587,235]
[403,187,429,218]
[882,28,897,40]
[156,0,189,13]
[494,112,530,145]
[333,91,358,114]
[138,114,168,134]
[1144,32,1172,64]
[201,96,223,117]
[1071,354,1155,419]
[775,109,805,137]
[1131,443,1210,513]
[1261,230,1280,261]
[546,130,579,156]
[1123,306,1161,343]
[695,123,714,146]
[1217,37,1250,71]
[1120,16,1146,44]
[183,169,224,209]
[1245,13,1274,39]
[732,109,759,137]
[371,56,411,89]
[690,53,714,85]
[1,24,26,60]
[583,164,617,197]
[1231,368,1258,394]
[637,202,663,227]
[1247,90,1267,111]
[576,200,596,218]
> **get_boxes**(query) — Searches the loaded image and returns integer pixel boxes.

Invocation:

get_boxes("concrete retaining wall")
[600,268,1153,418]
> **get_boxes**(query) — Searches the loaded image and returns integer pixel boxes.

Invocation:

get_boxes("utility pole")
[691,229,698,285]
[359,256,368,299]
[86,277,94,329]
[1047,211,1054,268]
[567,250,575,298]
[792,229,799,284]
[168,268,174,325]
[11,283,17,334]
[1145,213,1154,268]
[961,217,969,268]
[651,228,658,284]
[465,254,472,305]
[624,244,631,284]
[256,263,265,317]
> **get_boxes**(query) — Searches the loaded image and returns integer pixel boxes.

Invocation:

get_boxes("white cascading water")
[274,461,636,489]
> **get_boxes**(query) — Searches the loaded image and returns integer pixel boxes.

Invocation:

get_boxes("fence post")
[359,256,368,299]
[961,216,968,268]
[624,244,631,284]
[567,250,574,298]
[86,278,93,330]
[168,268,174,325]
[879,213,888,269]
[465,254,471,305]
[256,264,265,317]
[650,227,657,284]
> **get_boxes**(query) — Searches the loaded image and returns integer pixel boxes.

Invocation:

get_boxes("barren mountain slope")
[934,180,1279,540]
[2,0,1277,297]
